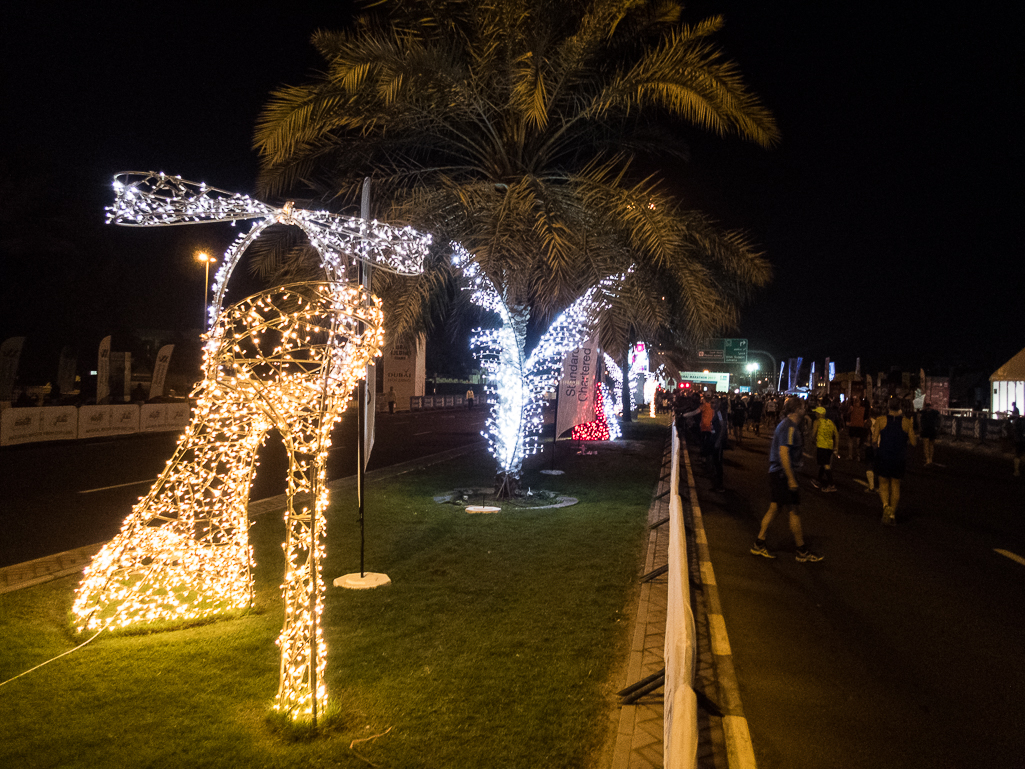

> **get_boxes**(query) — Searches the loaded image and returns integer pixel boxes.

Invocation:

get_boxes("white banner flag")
[149,344,174,399]
[555,337,598,438]
[96,336,111,404]
[0,336,26,402]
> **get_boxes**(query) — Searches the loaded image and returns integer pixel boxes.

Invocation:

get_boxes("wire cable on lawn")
[0,628,105,688]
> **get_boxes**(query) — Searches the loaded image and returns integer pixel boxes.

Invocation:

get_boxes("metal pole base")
[334,572,391,590]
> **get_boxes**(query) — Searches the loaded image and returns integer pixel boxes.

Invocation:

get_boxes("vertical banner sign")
[555,336,597,438]
[0,337,26,402]
[810,361,816,388]
[824,357,830,382]
[856,357,861,376]
[383,340,420,411]
[149,344,174,399]
[97,336,111,404]
[360,178,375,465]
[57,346,77,394]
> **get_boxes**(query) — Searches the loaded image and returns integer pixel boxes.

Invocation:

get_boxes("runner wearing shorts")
[751,397,823,562]
[872,397,917,525]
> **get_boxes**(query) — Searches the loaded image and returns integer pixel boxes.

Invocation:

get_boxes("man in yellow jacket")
[811,405,839,492]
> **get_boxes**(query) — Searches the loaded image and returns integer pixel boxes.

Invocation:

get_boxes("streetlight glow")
[196,251,216,329]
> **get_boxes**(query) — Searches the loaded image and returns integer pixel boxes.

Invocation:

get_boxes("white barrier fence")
[1,403,191,447]
[665,422,699,768]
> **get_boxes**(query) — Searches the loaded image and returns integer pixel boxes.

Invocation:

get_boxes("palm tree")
[254,0,778,483]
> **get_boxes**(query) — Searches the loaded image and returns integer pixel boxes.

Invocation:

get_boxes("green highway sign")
[696,338,748,364]
[723,338,748,364]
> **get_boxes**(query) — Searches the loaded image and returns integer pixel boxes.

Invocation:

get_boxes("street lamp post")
[195,251,216,330]
[745,361,760,390]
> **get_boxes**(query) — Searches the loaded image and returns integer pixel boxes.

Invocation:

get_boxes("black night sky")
[2,2,1022,384]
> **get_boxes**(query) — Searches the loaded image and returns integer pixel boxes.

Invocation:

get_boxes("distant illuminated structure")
[73,173,428,722]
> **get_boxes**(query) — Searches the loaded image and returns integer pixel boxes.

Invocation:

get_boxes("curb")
[681,439,757,769]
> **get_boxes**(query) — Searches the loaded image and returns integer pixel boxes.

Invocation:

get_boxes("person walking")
[1009,403,1024,477]
[387,386,397,414]
[751,397,824,562]
[845,396,870,461]
[764,395,778,429]
[810,405,839,492]
[731,394,747,444]
[466,386,475,409]
[748,395,764,437]
[919,400,941,465]
[872,396,917,525]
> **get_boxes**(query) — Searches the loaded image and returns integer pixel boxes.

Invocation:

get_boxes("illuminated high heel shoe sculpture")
[73,173,429,720]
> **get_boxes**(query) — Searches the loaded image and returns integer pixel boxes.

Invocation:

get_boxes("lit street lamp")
[745,361,760,390]
[195,251,216,329]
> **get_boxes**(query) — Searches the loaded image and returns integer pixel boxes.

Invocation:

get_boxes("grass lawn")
[0,418,668,768]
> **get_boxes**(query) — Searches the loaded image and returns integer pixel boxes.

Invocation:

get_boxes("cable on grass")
[0,628,105,688]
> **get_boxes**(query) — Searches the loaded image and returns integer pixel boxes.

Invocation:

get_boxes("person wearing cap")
[811,404,839,492]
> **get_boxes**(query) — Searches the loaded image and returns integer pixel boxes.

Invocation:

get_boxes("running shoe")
[750,541,776,559]
[810,479,821,490]
[796,548,824,563]
[823,485,838,492]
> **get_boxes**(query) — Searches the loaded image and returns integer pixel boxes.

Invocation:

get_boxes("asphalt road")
[687,427,1025,769]
[0,405,488,568]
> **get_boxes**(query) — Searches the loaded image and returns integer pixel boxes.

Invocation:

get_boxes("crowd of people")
[669,386,1025,563]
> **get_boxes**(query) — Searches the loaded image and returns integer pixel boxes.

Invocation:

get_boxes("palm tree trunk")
[493,302,530,497]
[620,354,632,423]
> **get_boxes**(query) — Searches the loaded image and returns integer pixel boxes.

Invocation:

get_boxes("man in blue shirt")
[751,396,824,562]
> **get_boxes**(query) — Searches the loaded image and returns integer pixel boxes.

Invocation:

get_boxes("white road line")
[79,479,154,494]
[995,549,1025,567]
[413,431,431,436]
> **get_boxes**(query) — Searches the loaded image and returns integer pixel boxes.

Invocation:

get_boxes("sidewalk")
[611,433,735,769]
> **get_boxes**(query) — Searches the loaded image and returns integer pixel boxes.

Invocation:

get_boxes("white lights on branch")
[465,255,620,481]
[76,172,427,723]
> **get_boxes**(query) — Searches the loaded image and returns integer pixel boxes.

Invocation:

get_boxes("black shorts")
[816,447,834,466]
[874,455,906,479]
[920,429,937,440]
[847,426,867,440]
[769,470,800,506]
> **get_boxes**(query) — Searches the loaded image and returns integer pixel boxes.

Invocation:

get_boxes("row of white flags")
[0,336,174,402]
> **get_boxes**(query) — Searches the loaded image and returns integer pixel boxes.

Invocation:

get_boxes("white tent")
[990,347,1025,416]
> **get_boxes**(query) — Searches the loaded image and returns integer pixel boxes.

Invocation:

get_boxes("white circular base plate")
[539,469,565,475]
[465,505,501,514]
[334,572,392,589]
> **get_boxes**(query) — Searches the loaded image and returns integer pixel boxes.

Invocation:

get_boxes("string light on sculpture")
[463,251,622,480]
[76,172,426,723]
[108,172,430,327]
[571,382,620,441]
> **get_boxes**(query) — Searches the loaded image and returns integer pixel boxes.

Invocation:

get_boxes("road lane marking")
[413,431,432,436]
[709,613,732,656]
[79,479,155,494]
[995,549,1025,567]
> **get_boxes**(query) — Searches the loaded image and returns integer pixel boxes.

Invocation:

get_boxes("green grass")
[0,419,668,769]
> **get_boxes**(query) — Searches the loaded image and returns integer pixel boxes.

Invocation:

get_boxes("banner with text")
[556,338,598,438]
[149,344,174,399]
[0,337,26,402]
